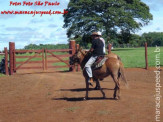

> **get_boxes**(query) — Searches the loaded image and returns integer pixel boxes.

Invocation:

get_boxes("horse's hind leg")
[95,79,106,98]
[112,74,120,100]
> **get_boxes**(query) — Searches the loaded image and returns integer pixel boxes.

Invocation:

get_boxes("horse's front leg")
[84,78,89,100]
[95,79,106,98]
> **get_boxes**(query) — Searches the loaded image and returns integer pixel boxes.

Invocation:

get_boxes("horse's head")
[71,47,86,65]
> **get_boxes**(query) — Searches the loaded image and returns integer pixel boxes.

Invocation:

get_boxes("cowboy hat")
[91,32,102,36]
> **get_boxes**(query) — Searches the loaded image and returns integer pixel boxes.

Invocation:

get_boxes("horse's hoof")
[94,87,100,90]
[114,97,119,100]
[83,97,88,100]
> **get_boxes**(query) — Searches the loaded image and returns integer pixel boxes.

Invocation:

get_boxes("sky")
[0,0,163,50]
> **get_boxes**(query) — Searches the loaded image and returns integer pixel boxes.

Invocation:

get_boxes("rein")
[79,49,86,57]
[78,49,93,70]
[76,49,88,69]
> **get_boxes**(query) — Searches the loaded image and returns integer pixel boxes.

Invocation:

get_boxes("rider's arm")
[89,39,96,52]
[89,47,94,52]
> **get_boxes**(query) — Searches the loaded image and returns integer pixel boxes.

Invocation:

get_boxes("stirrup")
[89,82,93,86]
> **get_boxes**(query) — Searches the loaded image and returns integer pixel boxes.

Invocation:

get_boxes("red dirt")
[0,68,162,122]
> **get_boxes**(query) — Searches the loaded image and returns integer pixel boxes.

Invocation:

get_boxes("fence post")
[9,42,14,75]
[108,44,112,53]
[76,44,80,72]
[42,49,45,71]
[45,49,47,70]
[13,42,16,72]
[145,42,148,70]
[69,40,76,72]
[4,47,9,75]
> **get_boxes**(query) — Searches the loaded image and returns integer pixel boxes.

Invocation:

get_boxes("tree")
[24,44,37,49]
[24,44,69,50]
[63,0,153,44]
[129,34,141,47]
[142,32,163,46]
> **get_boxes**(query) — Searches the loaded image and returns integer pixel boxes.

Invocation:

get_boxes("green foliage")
[129,34,141,47]
[107,32,163,47]
[63,0,153,44]
[24,44,69,50]
[142,32,163,46]
[0,73,5,77]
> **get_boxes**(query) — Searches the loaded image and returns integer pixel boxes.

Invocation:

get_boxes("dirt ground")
[0,68,162,122]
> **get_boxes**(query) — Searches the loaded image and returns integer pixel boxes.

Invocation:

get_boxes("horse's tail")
[119,63,128,87]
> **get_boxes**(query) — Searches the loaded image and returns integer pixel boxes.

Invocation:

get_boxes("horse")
[72,47,128,100]
[79,50,122,89]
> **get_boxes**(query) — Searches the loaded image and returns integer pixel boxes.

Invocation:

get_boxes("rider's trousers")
[85,56,97,78]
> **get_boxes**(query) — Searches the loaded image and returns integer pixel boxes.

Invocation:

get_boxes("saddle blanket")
[92,56,108,69]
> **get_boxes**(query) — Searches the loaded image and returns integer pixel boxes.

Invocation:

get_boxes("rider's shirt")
[91,38,105,56]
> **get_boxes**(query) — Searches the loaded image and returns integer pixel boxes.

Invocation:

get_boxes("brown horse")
[72,47,128,100]
[106,52,121,61]
[82,50,122,89]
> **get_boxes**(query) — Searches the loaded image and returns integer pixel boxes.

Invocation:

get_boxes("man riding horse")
[85,32,106,85]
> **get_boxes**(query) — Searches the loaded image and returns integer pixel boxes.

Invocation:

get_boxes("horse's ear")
[79,47,83,51]
[80,48,87,55]
[76,44,80,51]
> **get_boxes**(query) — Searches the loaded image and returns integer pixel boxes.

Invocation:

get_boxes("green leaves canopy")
[142,32,163,46]
[63,0,153,40]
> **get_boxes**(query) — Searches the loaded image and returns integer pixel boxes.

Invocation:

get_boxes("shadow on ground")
[52,97,115,102]
[59,88,114,92]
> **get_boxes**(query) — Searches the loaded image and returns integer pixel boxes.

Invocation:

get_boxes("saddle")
[92,56,108,69]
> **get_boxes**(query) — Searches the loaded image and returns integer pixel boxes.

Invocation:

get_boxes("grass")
[52,62,69,71]
[0,55,5,61]
[111,47,163,68]
[15,53,42,62]
[0,73,5,77]
[15,52,68,62]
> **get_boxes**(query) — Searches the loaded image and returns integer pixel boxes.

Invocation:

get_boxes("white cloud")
[5,27,34,31]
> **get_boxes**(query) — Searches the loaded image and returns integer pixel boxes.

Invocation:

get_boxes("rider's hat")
[91,32,102,36]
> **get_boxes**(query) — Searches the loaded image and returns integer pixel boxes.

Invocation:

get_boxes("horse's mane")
[80,49,92,65]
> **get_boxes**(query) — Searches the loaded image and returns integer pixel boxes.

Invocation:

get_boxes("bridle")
[79,49,86,56]
[72,49,86,65]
